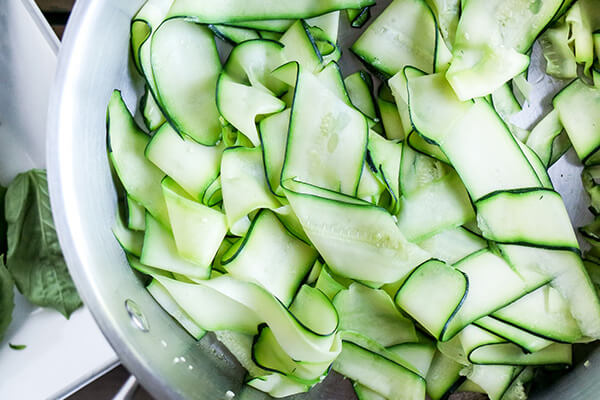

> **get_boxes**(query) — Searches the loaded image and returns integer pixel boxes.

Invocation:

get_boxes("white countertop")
[0,1,118,398]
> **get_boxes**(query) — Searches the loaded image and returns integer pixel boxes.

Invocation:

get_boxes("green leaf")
[0,256,14,341]
[8,343,26,350]
[0,185,7,255]
[5,170,82,318]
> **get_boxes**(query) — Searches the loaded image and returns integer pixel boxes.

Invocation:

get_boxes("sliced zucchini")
[582,165,600,214]
[247,373,310,398]
[399,142,450,197]
[554,78,600,165]
[436,333,467,365]
[332,341,426,400]
[220,146,281,230]
[151,18,222,145]
[565,0,598,73]
[351,0,438,77]
[396,171,475,242]
[446,0,564,100]
[127,254,172,278]
[227,20,294,33]
[444,250,549,341]
[222,210,317,306]
[140,213,211,279]
[584,258,600,295]
[259,109,290,196]
[347,7,372,28]
[147,279,206,339]
[344,71,377,120]
[581,216,600,252]
[209,24,260,45]
[377,85,405,140]
[455,379,486,395]
[460,324,571,366]
[387,71,416,136]
[417,226,487,265]
[517,130,554,182]
[425,0,460,50]
[214,330,268,377]
[353,382,385,400]
[466,364,521,400]
[492,283,583,343]
[434,28,453,73]
[425,350,464,400]
[405,131,450,163]
[315,61,355,108]
[162,177,227,268]
[145,123,223,201]
[491,83,529,142]
[202,177,223,208]
[198,275,341,362]
[167,0,376,23]
[470,342,571,366]
[223,39,287,95]
[334,283,417,347]
[501,367,535,400]
[357,162,386,203]
[315,264,351,300]
[271,204,311,244]
[139,86,165,132]
[498,244,600,340]
[306,11,341,44]
[107,90,169,226]
[258,30,282,41]
[112,210,144,257]
[367,131,402,213]
[475,189,578,251]
[458,324,505,359]
[130,0,173,90]
[474,315,553,353]
[284,180,430,283]
[126,195,146,231]
[386,342,436,377]
[153,275,260,334]
[540,17,578,79]
[406,72,540,200]
[396,259,467,340]
[305,259,323,285]
[512,70,533,102]
[526,110,565,167]
[281,65,367,195]
[280,21,323,73]
[252,326,334,381]
[216,72,286,146]
[289,285,339,336]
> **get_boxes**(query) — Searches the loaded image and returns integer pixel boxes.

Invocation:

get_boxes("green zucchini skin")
[110,2,600,398]
[168,0,376,23]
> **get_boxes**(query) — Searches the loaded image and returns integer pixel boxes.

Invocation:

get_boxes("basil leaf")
[0,185,7,255]
[0,255,14,341]
[8,343,26,350]
[5,170,82,318]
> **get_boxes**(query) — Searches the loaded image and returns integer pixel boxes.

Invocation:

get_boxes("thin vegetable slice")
[351,0,438,77]
[167,0,375,23]
[151,18,222,145]
[107,90,169,226]
[222,210,317,306]
[284,180,430,283]
[281,65,367,195]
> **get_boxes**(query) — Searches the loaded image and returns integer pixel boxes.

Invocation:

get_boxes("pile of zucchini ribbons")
[108,0,600,399]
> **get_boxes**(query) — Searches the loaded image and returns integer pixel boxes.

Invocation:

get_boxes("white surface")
[0,0,118,398]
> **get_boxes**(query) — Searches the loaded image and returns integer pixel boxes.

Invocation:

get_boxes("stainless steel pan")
[47,1,600,398]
